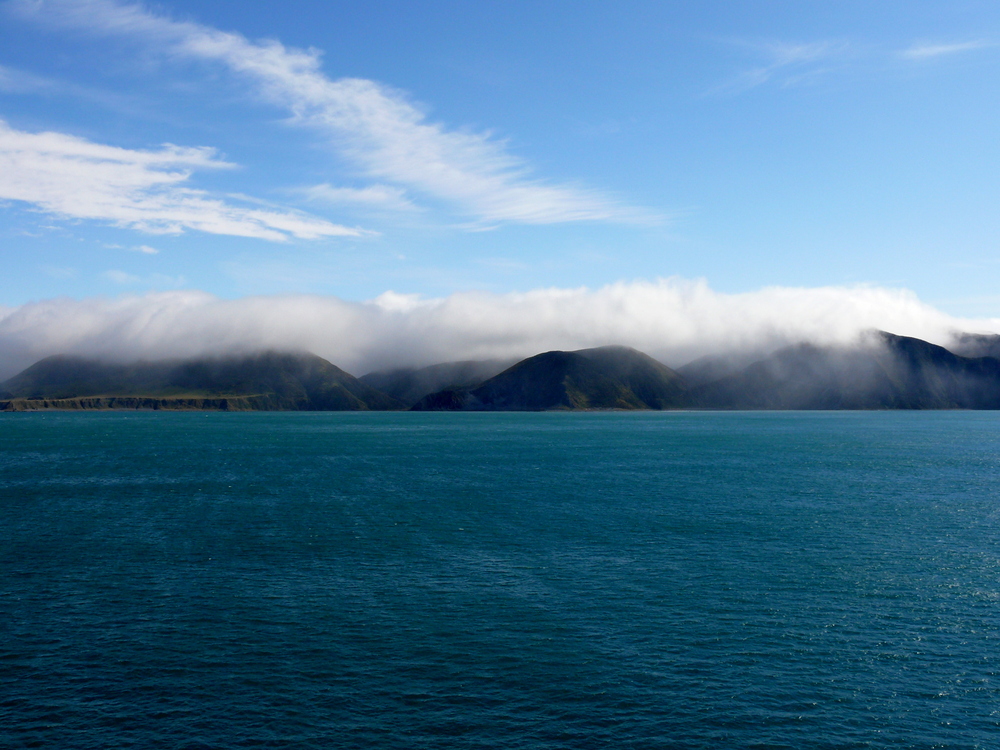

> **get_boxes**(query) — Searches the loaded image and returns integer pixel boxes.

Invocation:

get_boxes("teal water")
[2,411,999,749]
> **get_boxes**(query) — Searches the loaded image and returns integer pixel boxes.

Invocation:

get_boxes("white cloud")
[301,183,419,213]
[131,244,159,254]
[103,268,185,287]
[103,269,140,284]
[0,278,996,380]
[899,40,989,60]
[39,264,77,279]
[9,0,649,226]
[0,63,57,93]
[0,119,365,240]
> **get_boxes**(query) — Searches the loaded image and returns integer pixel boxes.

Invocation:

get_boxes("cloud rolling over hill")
[0,279,997,380]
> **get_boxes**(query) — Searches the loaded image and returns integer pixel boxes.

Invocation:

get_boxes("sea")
[2,411,999,749]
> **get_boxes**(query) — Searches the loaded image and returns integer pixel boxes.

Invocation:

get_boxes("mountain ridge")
[689,332,1000,409]
[411,345,688,411]
[6,332,1000,411]
[0,351,404,411]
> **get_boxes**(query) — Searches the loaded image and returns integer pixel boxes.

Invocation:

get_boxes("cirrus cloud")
[0,119,366,241]
[898,40,989,60]
[8,0,652,227]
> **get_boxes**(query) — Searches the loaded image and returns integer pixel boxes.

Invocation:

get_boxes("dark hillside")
[0,352,403,411]
[360,358,516,407]
[412,346,687,411]
[690,333,1000,409]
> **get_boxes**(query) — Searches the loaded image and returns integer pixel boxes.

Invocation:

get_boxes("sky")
[1,0,1000,375]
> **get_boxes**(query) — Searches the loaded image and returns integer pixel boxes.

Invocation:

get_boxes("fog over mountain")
[0,279,997,380]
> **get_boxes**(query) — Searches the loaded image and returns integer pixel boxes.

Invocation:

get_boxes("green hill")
[689,332,1000,409]
[0,351,404,411]
[412,345,688,410]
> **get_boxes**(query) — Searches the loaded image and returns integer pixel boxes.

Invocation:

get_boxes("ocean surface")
[2,411,999,749]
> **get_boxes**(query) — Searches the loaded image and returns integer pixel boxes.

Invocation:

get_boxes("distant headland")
[4,331,1000,411]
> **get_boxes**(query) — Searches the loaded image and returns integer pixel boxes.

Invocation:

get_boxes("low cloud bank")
[0,278,996,379]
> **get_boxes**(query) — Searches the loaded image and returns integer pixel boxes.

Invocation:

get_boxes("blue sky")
[1,0,999,323]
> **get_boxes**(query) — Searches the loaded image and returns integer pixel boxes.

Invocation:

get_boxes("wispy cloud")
[0,62,165,116]
[301,183,419,213]
[0,119,365,240]
[103,268,185,286]
[898,40,989,60]
[103,269,140,284]
[39,264,77,279]
[711,40,850,94]
[104,242,160,253]
[0,63,58,93]
[8,0,650,226]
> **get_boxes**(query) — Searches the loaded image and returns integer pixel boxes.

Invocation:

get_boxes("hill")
[0,351,404,411]
[359,358,516,407]
[7,332,1000,412]
[411,345,687,410]
[675,350,770,388]
[948,332,1000,360]
[689,332,1000,409]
